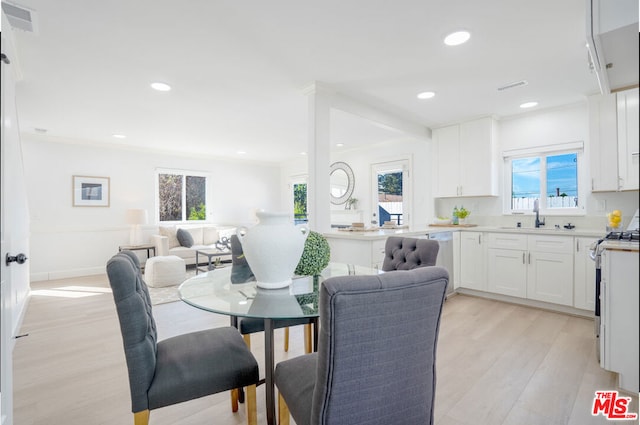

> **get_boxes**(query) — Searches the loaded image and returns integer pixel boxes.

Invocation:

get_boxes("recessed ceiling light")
[417,91,435,100]
[150,82,171,91]
[520,101,538,109]
[336,143,344,147]
[300,152,307,156]
[112,134,126,139]
[237,150,246,155]
[444,31,470,46]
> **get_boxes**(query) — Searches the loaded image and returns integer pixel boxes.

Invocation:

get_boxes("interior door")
[1,15,31,424]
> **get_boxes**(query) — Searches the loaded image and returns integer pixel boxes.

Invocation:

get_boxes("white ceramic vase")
[237,211,309,289]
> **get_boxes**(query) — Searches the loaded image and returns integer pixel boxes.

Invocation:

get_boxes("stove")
[589,209,639,363]
[604,230,640,242]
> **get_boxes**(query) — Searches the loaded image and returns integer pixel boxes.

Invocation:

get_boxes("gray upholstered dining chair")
[230,234,316,354]
[106,251,259,425]
[382,236,439,271]
[275,266,449,425]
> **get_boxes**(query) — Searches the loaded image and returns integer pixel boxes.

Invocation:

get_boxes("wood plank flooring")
[12,275,638,425]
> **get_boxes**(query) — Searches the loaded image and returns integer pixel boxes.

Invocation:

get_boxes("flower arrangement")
[454,206,470,219]
[295,231,330,276]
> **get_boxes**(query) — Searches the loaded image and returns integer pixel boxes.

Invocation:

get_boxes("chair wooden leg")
[231,388,239,412]
[284,327,290,352]
[243,333,251,349]
[278,392,290,425]
[134,410,150,425]
[246,384,257,425]
[304,323,312,354]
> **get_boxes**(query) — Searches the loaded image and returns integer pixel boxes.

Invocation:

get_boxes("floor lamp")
[126,209,148,246]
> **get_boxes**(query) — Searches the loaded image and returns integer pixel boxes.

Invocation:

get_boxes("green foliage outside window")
[188,203,206,220]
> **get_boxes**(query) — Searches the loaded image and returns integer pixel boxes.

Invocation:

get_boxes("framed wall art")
[72,175,110,207]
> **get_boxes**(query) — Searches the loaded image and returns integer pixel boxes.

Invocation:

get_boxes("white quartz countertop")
[324,225,605,240]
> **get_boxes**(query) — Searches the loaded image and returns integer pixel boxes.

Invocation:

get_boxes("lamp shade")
[126,209,148,225]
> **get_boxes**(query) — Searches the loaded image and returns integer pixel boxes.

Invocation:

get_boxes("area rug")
[148,267,196,306]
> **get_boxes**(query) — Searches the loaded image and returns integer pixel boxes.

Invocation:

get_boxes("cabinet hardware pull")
[522,252,525,264]
[528,253,531,264]
[631,152,639,156]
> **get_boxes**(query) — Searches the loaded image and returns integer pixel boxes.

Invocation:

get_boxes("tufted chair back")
[381,236,439,271]
[106,251,158,413]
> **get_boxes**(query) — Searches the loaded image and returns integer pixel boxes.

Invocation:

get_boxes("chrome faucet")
[533,199,545,228]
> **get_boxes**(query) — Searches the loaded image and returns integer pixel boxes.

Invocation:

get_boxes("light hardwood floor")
[13,275,638,425]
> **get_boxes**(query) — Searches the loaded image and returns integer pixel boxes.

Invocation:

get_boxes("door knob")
[6,253,28,266]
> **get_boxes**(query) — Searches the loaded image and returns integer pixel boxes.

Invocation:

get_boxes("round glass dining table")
[179,262,380,425]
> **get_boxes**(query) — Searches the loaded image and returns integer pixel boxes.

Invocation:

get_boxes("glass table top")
[179,262,381,319]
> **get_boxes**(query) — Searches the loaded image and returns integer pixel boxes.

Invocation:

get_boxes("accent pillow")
[176,228,194,248]
[159,226,180,249]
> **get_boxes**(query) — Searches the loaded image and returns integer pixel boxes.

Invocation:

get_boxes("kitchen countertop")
[601,240,640,252]
[324,225,605,240]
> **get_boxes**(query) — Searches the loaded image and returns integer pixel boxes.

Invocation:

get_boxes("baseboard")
[31,267,106,281]
[454,288,594,319]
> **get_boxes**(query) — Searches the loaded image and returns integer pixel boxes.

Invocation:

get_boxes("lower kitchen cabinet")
[459,231,486,291]
[574,237,598,311]
[486,233,574,306]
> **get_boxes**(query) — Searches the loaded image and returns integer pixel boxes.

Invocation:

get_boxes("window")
[371,159,411,227]
[293,182,308,224]
[505,144,583,215]
[157,170,208,222]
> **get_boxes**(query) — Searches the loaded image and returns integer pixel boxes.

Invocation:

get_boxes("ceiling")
[2,0,621,163]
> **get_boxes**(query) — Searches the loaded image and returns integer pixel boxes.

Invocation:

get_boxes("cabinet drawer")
[527,235,573,254]
[487,233,527,250]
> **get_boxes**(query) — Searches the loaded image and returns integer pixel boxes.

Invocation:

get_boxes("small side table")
[195,248,230,275]
[118,243,156,270]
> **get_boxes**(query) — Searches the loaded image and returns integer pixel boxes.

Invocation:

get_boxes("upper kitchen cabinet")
[586,0,639,93]
[433,117,498,198]
[616,88,639,190]
[589,88,639,192]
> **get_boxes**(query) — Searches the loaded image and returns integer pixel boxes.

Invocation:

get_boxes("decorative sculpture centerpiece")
[237,211,308,289]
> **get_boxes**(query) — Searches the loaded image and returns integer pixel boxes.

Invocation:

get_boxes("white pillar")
[305,83,332,233]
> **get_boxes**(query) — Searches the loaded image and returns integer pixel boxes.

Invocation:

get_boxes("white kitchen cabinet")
[588,92,619,192]
[589,88,639,192]
[573,237,598,311]
[600,248,639,393]
[485,233,574,306]
[433,117,498,197]
[616,87,639,191]
[458,231,486,290]
[487,233,527,298]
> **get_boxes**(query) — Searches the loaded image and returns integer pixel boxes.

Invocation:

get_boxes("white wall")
[281,102,638,233]
[435,103,639,228]
[22,137,281,280]
[280,136,433,229]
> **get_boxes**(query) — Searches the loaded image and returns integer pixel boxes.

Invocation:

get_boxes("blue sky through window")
[511,152,578,210]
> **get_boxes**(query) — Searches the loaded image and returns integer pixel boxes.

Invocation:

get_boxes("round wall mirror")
[329,162,355,205]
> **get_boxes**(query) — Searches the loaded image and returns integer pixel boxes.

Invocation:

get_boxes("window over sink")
[503,142,585,215]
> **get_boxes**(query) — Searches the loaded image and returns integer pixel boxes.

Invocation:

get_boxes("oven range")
[589,210,639,393]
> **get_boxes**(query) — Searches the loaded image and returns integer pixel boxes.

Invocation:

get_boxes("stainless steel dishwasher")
[427,231,454,295]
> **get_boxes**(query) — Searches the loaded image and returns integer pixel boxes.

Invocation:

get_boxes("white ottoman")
[145,256,186,288]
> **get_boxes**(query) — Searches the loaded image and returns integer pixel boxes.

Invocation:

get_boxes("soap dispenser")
[452,206,459,225]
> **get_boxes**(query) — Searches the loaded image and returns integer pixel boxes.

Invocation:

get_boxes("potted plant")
[295,231,331,276]
[455,206,470,224]
[345,197,358,210]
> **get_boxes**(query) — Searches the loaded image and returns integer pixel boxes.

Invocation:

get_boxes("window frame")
[502,142,585,216]
[155,168,210,223]
[371,158,412,227]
